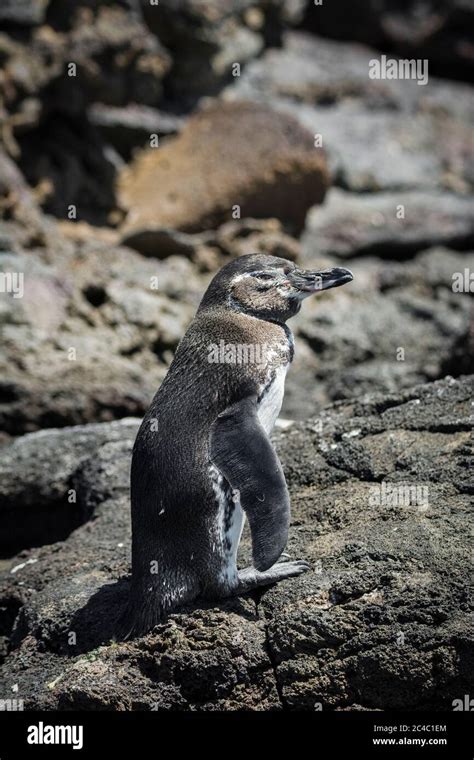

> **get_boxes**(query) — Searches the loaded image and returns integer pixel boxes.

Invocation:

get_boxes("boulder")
[302,188,474,259]
[118,101,329,235]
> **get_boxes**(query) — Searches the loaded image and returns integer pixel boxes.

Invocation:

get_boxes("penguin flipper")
[210,395,290,572]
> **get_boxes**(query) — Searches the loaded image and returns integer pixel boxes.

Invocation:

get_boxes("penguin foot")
[236,560,311,594]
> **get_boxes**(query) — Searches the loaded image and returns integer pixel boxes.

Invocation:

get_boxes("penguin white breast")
[257,362,289,435]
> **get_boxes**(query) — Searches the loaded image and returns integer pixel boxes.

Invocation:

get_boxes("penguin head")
[199,254,353,322]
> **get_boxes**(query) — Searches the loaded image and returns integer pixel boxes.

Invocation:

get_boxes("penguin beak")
[287,266,353,293]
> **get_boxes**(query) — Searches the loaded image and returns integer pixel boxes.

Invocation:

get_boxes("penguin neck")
[217,303,295,363]
[226,293,300,326]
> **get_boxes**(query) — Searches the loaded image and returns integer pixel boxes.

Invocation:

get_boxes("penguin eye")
[252,272,274,281]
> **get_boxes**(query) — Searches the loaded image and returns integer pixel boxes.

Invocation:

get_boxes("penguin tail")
[114,592,168,641]
[115,569,200,640]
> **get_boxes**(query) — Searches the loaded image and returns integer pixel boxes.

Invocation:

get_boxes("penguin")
[119,254,353,638]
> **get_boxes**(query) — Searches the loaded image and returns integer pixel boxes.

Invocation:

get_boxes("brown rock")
[215,217,301,261]
[119,101,329,235]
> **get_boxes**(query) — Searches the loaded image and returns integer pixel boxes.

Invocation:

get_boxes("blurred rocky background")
[0,0,473,710]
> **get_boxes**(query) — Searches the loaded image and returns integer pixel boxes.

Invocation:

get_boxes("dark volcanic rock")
[302,0,474,82]
[142,0,263,101]
[0,0,49,26]
[141,0,307,102]
[0,418,139,555]
[302,189,474,259]
[0,376,472,709]
[120,226,205,260]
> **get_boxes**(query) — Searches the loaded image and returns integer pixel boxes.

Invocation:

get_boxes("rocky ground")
[0,376,473,709]
[0,0,473,710]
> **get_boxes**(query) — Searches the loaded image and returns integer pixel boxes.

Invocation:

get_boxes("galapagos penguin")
[119,254,353,637]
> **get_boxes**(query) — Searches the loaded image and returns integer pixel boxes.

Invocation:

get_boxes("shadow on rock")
[67,578,130,654]
[33,577,259,656]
